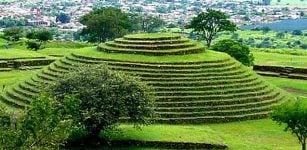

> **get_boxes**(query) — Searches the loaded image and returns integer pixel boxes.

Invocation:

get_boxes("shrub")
[3,27,23,41]
[276,32,285,39]
[300,44,307,49]
[26,40,41,51]
[0,94,74,149]
[25,29,53,50]
[211,39,254,66]
[292,30,303,36]
[272,99,307,150]
[46,64,155,139]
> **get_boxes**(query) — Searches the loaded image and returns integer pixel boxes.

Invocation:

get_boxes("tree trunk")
[206,39,212,48]
[303,141,306,150]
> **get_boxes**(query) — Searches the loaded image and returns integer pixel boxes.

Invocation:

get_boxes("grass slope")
[253,51,307,68]
[109,119,299,150]
[76,47,229,62]
[0,37,93,59]
[0,70,37,90]
[264,76,307,97]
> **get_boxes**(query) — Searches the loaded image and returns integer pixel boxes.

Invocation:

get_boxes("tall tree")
[188,9,237,47]
[272,99,307,150]
[80,7,133,42]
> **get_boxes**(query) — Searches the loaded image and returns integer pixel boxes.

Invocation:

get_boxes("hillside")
[0,33,293,123]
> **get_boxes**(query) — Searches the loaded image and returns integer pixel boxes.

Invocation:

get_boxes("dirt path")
[283,87,307,97]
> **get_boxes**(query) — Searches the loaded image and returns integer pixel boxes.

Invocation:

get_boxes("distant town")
[1,0,306,40]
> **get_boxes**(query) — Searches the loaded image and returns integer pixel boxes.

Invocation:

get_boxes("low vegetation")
[0,64,155,148]
[272,99,307,150]
[47,64,154,141]
[211,39,254,66]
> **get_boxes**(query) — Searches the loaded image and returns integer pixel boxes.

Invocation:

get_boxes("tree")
[293,30,303,36]
[276,32,285,38]
[300,44,307,49]
[137,15,165,33]
[3,27,23,41]
[80,7,133,42]
[0,94,74,149]
[56,13,71,23]
[26,40,41,51]
[211,39,254,66]
[35,30,53,43]
[272,99,307,150]
[25,29,53,50]
[188,9,237,47]
[261,26,271,33]
[46,64,155,140]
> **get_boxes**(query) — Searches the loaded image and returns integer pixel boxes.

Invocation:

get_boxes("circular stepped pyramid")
[98,33,204,55]
[1,33,292,124]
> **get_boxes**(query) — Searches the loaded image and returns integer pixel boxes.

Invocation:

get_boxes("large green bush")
[0,94,74,149]
[46,64,155,139]
[211,39,254,66]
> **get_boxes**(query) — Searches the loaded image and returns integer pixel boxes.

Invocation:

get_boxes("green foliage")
[292,30,303,36]
[26,40,41,51]
[25,29,53,50]
[27,30,53,42]
[3,27,23,41]
[46,64,155,138]
[0,94,74,149]
[56,13,71,24]
[188,9,237,47]
[137,15,165,33]
[276,32,286,38]
[80,7,133,42]
[0,17,26,28]
[211,39,254,66]
[272,99,307,150]
[36,30,53,42]
[0,106,19,149]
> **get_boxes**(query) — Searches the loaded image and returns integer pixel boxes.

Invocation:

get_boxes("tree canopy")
[272,99,307,150]
[138,15,165,33]
[26,29,53,50]
[80,7,133,42]
[188,9,237,47]
[0,94,74,149]
[56,13,71,24]
[211,39,254,66]
[46,64,155,138]
[3,27,23,41]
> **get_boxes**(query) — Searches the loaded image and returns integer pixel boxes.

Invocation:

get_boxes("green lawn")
[109,119,299,150]
[75,47,231,63]
[125,33,180,39]
[0,48,49,59]
[0,38,93,59]
[264,76,307,97]
[253,51,307,68]
[0,70,37,92]
[0,70,38,110]
[216,30,307,50]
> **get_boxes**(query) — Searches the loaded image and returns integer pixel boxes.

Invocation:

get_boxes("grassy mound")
[0,33,293,124]
[98,33,204,55]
